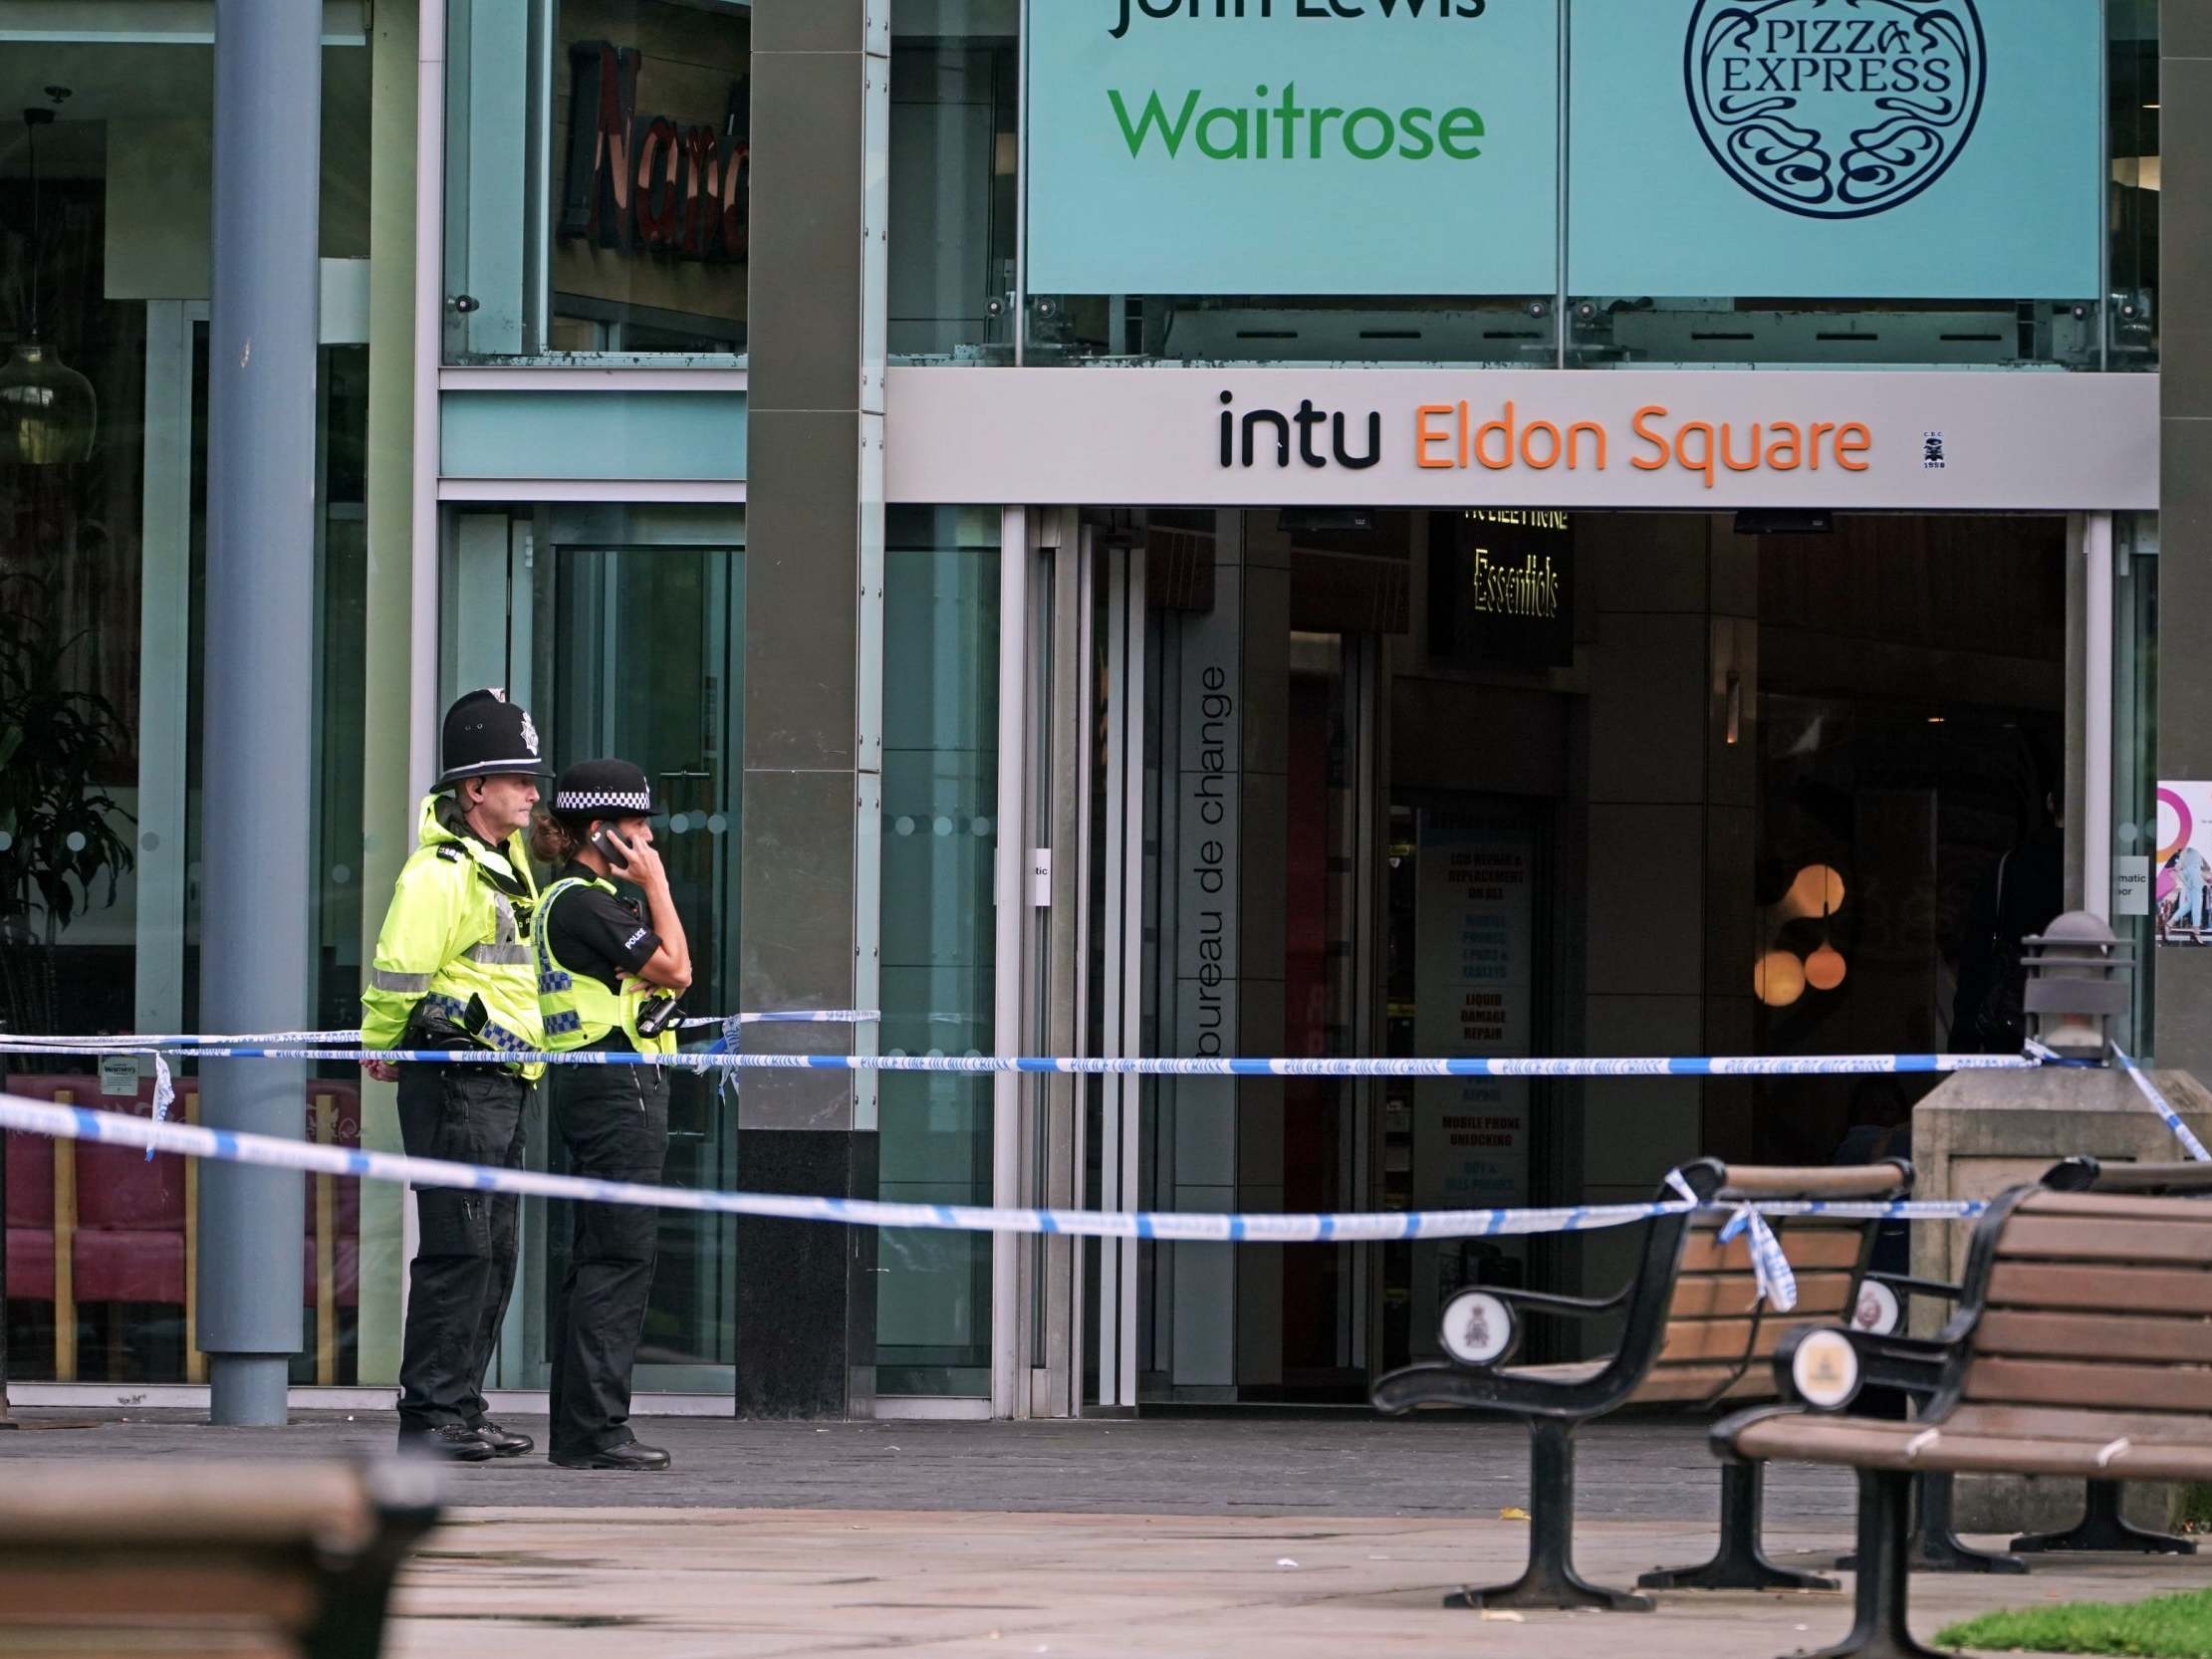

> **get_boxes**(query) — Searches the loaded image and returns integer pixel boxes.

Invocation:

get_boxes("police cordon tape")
[0,1088,1988,1245]
[0,1014,880,1157]
[0,1041,2043,1078]
[0,1010,881,1050]
[2112,1042,2212,1162]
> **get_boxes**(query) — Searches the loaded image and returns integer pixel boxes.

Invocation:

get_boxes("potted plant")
[0,570,133,1036]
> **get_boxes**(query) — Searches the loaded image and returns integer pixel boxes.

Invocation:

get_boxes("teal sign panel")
[1569,0,2103,299]
[1027,0,1562,298]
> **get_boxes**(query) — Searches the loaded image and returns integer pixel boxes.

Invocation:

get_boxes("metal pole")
[992,507,1030,1419]
[2087,513,2115,922]
[198,0,322,1426]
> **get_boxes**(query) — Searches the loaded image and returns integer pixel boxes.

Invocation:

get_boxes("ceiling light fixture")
[0,87,98,466]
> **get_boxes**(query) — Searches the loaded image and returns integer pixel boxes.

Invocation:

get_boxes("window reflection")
[446,0,751,362]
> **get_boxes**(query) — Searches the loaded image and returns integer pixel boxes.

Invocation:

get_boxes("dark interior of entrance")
[1118,506,2069,1403]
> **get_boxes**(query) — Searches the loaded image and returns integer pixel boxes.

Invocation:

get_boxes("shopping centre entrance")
[1003,505,2142,1408]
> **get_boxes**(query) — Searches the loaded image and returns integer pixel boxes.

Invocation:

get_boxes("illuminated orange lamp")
[1755,950,1807,1009]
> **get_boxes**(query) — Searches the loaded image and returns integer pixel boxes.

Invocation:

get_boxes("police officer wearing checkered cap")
[528,759,692,1471]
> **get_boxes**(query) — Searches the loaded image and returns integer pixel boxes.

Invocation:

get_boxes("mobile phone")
[591,826,634,871]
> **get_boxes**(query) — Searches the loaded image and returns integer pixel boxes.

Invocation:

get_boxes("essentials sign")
[1028,0,1561,296]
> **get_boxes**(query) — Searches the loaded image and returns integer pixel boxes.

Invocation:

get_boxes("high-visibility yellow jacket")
[536,875,678,1057]
[362,794,546,1079]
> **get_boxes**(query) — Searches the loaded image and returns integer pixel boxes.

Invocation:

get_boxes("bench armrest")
[1773,1324,1947,1410]
[1371,1355,1636,1422]
[1486,1283,1632,1320]
[1866,1272,1961,1302]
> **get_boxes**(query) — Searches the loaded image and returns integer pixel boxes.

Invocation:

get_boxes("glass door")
[534,530,742,1393]
[446,503,743,1395]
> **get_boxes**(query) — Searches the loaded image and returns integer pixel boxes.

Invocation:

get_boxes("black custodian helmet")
[438,688,550,787]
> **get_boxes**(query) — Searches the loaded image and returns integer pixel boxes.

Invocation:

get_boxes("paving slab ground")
[6,1412,2210,1657]
[390,1507,2212,1659]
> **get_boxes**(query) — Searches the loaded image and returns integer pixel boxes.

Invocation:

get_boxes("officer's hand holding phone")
[591,825,668,894]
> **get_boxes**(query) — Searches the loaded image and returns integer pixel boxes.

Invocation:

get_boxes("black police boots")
[550,1440,672,1472]
[400,1423,494,1463]
[474,1419,535,1457]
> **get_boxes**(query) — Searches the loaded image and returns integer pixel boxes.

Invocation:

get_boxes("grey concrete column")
[736,0,887,1418]
[2159,6,2212,1075]
[1570,515,1747,1309]
[196,0,323,1425]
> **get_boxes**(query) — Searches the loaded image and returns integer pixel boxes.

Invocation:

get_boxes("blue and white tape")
[0,1089,1987,1244]
[0,1042,2044,1080]
[688,1009,880,1035]
[2112,1043,2211,1163]
[1667,1169,1798,1312]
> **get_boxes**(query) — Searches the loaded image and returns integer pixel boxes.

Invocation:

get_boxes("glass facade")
[0,25,373,1386]
[444,0,752,361]
[0,0,2180,1419]
[889,4,1020,364]
[877,508,1001,1395]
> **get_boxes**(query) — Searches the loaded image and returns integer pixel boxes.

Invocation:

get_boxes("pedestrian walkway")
[0,1410,1846,1518]
[387,1506,2208,1659]
[5,1412,2206,1656]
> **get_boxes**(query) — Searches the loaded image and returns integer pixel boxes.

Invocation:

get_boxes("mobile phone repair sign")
[1027,0,1560,297]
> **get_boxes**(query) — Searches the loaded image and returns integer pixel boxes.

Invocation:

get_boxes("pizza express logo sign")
[1686,0,1986,219]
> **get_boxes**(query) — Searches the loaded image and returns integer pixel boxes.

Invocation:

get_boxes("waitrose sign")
[1028,0,1560,296]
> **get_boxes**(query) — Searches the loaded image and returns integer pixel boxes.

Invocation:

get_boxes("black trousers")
[549,1062,670,1457]
[394,1062,531,1435]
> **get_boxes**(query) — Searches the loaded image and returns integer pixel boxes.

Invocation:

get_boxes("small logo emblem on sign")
[1922,431,1947,470]
[1439,1289,1516,1367]
[1686,0,1987,221]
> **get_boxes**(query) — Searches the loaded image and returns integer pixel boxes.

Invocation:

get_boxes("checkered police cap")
[551,758,656,820]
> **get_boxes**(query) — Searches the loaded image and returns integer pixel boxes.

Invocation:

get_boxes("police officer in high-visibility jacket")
[362,689,549,1462]
[530,759,692,1471]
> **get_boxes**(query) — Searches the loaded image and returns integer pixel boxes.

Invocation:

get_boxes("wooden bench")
[1855,1155,2212,1575]
[0,1461,439,1659]
[1369,1156,1912,1611]
[1716,1180,2212,1659]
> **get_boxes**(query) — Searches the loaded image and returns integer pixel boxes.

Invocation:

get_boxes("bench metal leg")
[2011,1481,2198,1556]
[1842,1474,2027,1575]
[1798,1469,1944,1659]
[1446,1419,1652,1614]
[298,1473,443,1659]
[1910,1472,2030,1574]
[1638,1461,1840,1592]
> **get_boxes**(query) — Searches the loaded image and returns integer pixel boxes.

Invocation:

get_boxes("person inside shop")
[1952,767,2064,1055]
[361,688,549,1463]
[531,760,693,1472]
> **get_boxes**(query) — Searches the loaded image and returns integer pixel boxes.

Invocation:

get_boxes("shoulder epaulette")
[435,844,465,863]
